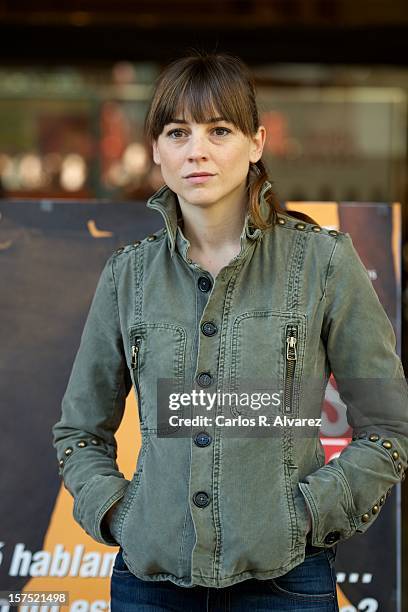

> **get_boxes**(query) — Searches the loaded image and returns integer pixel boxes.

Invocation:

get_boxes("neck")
[177,182,248,255]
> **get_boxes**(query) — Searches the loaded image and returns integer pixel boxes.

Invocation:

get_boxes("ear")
[249,126,266,164]
[152,140,161,165]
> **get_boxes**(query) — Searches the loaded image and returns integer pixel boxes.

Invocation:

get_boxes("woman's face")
[152,112,266,209]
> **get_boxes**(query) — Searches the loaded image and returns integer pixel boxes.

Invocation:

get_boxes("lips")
[185,172,215,178]
[184,173,215,184]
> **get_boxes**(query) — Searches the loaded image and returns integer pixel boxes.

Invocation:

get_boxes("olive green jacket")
[52,179,408,588]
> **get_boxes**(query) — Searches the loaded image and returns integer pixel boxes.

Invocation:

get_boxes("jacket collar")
[146,172,273,259]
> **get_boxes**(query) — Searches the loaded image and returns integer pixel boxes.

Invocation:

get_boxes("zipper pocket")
[131,336,142,409]
[283,325,298,414]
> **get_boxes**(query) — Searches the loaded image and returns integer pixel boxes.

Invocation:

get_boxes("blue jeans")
[110,544,339,611]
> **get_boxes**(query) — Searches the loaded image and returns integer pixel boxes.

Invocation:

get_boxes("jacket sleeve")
[52,252,131,546]
[298,231,408,548]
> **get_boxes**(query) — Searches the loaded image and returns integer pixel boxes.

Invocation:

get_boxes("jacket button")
[295,223,306,230]
[198,276,212,292]
[77,440,87,448]
[392,450,399,460]
[133,240,141,247]
[372,504,379,514]
[64,447,73,456]
[397,462,403,472]
[193,491,210,508]
[311,225,321,232]
[277,217,286,225]
[201,321,218,337]
[379,495,385,505]
[115,247,124,254]
[369,433,380,442]
[59,459,64,467]
[361,513,371,522]
[194,431,212,447]
[382,440,392,449]
[328,230,338,237]
[324,531,340,545]
[197,372,213,387]
[91,438,100,445]
[147,235,157,241]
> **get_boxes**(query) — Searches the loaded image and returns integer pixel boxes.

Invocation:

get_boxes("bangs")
[145,55,257,142]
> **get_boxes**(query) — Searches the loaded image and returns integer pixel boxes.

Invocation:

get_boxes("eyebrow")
[168,116,227,124]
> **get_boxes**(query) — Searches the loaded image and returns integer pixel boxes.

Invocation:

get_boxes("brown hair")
[144,50,316,229]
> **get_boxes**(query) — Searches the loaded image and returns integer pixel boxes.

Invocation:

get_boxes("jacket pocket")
[229,311,306,419]
[128,322,187,433]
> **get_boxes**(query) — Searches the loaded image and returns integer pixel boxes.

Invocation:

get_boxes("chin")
[181,187,218,203]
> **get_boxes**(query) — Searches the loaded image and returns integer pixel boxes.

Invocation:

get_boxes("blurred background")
[0,1,407,204]
[1,1,408,610]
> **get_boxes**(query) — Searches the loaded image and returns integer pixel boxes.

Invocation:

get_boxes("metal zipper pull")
[131,338,141,369]
[286,331,297,361]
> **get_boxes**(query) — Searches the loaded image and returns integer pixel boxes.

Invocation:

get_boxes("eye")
[165,126,232,139]
[166,128,186,139]
[213,127,231,136]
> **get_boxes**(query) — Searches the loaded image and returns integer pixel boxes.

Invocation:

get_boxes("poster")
[0,198,402,611]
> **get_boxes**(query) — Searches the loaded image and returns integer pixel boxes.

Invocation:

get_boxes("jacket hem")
[121,548,308,588]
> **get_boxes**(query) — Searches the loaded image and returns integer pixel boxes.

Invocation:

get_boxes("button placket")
[189,269,235,579]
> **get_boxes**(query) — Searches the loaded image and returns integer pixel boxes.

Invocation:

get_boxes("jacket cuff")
[298,462,397,548]
[73,474,130,546]
[298,465,357,547]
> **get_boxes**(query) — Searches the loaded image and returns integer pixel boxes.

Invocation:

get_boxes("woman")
[53,52,408,611]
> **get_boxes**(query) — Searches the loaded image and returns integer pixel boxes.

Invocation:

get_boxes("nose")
[187,131,209,161]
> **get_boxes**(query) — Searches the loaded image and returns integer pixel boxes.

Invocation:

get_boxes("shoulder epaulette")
[114,227,167,255]
[275,213,343,238]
